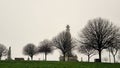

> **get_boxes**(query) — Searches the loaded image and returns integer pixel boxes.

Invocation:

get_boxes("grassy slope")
[0,61,120,68]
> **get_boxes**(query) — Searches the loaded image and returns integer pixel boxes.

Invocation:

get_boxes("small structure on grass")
[15,58,24,61]
[94,59,101,62]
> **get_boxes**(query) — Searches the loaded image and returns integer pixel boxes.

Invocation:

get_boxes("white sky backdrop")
[0,0,120,62]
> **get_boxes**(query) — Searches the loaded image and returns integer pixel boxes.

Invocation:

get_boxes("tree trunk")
[0,55,1,60]
[63,53,65,61]
[98,50,102,62]
[30,55,33,60]
[113,55,116,63]
[45,52,47,61]
[88,55,90,62]
[109,51,111,63]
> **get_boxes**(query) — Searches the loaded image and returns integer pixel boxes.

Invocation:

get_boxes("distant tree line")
[1,17,120,63]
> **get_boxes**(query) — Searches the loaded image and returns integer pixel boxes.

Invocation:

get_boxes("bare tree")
[38,39,54,61]
[106,30,120,63]
[53,31,76,61]
[0,44,8,60]
[107,38,120,63]
[78,45,97,62]
[23,43,37,60]
[78,18,118,62]
[107,47,118,63]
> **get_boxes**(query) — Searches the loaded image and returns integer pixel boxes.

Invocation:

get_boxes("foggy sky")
[0,0,120,61]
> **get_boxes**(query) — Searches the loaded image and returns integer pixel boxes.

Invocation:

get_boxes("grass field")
[0,61,120,68]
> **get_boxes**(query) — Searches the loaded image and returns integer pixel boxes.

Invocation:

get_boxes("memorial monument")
[7,46,12,60]
[59,25,78,61]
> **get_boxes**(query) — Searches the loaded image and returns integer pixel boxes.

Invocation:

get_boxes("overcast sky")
[0,0,120,61]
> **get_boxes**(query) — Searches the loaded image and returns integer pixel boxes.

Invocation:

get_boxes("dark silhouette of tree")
[38,39,54,61]
[107,47,118,63]
[0,44,8,60]
[78,18,119,62]
[107,33,120,63]
[23,43,37,60]
[53,31,76,61]
[78,45,97,62]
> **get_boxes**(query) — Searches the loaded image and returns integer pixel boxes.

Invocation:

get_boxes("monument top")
[66,25,70,32]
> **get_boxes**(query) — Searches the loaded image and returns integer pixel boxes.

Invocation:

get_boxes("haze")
[0,0,120,61]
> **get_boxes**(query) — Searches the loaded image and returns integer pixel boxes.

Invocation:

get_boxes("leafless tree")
[107,33,120,63]
[23,43,38,60]
[78,45,97,62]
[38,39,54,61]
[78,18,119,62]
[0,44,8,60]
[53,31,76,61]
[107,47,118,63]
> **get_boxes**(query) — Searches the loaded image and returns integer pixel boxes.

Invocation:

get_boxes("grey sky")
[0,0,120,61]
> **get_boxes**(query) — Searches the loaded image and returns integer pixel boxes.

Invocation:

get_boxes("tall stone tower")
[7,46,12,60]
[59,25,78,61]
[66,25,73,57]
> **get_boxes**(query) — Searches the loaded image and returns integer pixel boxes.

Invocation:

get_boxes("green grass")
[0,61,120,68]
